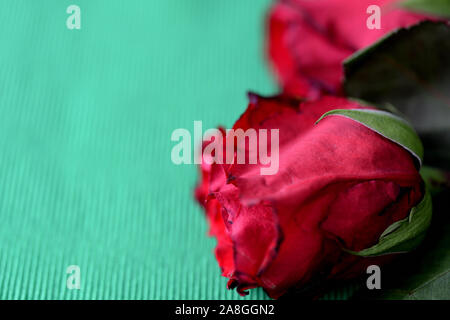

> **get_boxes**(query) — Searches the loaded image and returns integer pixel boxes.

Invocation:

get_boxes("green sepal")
[316,108,424,166]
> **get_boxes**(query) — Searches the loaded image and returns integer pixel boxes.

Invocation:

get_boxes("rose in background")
[267,0,431,98]
[195,94,425,298]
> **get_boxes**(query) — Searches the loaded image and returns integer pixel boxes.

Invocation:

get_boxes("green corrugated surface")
[0,0,354,300]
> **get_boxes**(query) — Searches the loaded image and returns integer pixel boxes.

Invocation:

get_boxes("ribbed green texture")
[0,0,353,300]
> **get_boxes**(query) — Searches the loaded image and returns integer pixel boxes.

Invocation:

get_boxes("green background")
[0,0,276,299]
[0,0,356,300]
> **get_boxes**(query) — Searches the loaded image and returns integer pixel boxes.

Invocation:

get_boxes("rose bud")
[267,0,431,98]
[195,93,431,298]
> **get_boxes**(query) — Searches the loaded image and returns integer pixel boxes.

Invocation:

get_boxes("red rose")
[195,94,424,298]
[267,0,430,98]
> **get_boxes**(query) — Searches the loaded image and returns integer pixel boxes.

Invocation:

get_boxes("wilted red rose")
[267,0,430,98]
[195,94,423,298]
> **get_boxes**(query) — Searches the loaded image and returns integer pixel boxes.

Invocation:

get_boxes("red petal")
[321,180,422,251]
[232,113,421,206]
[214,184,282,285]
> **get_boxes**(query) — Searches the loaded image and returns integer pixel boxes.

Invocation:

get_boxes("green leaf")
[400,0,450,18]
[348,190,432,257]
[316,108,424,166]
[401,271,450,299]
[344,21,450,170]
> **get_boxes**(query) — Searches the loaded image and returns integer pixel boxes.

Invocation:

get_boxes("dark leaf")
[344,21,450,170]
